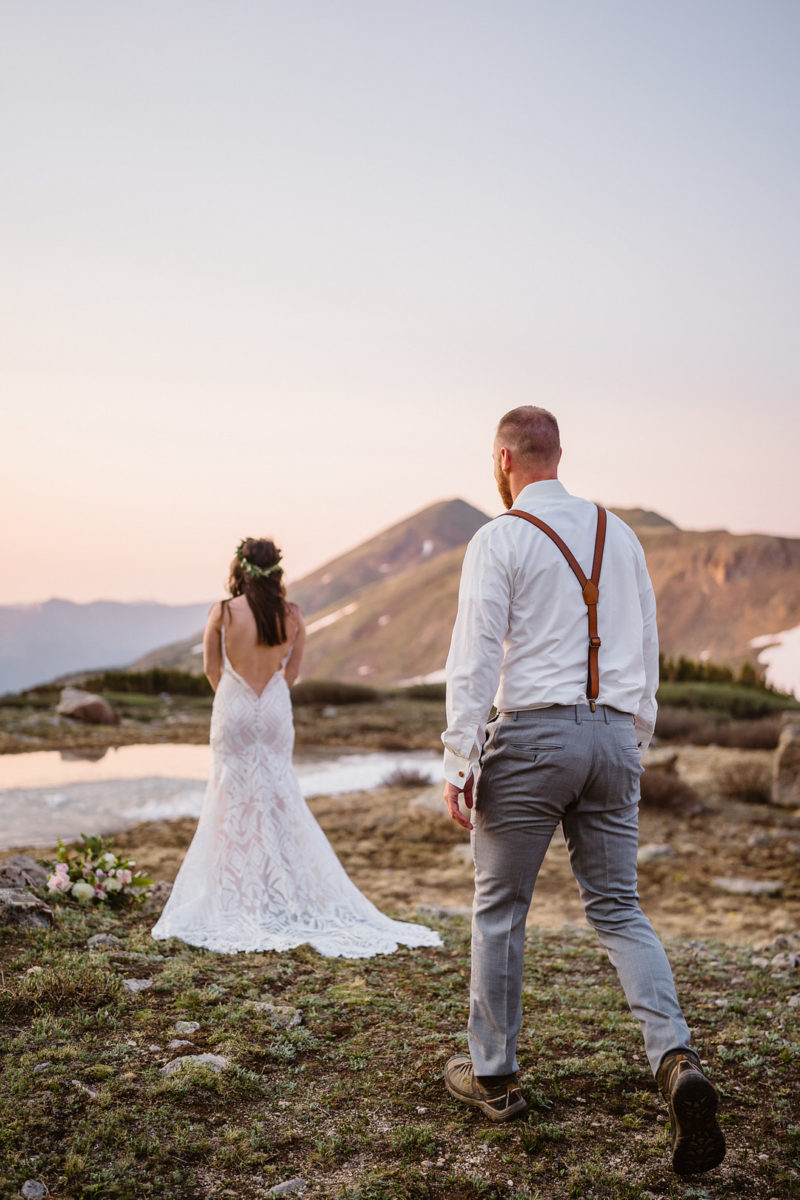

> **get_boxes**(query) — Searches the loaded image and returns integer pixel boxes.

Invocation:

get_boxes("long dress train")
[151,629,441,957]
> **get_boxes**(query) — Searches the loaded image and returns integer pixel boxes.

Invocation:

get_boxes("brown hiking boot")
[656,1050,726,1174]
[444,1054,527,1122]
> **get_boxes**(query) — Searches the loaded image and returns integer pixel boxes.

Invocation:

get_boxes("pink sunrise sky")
[2,2,798,606]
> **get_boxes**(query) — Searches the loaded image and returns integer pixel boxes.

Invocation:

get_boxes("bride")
[151,536,441,957]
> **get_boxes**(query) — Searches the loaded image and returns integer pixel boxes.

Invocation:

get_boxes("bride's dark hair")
[227,538,287,647]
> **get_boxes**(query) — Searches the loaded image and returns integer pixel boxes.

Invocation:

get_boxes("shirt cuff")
[443,746,475,789]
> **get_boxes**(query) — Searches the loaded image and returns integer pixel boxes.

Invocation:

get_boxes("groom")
[440,406,725,1174]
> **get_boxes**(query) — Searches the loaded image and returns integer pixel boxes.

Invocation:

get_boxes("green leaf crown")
[236,538,283,580]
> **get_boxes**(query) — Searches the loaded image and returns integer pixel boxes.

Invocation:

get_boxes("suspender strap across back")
[504,503,608,706]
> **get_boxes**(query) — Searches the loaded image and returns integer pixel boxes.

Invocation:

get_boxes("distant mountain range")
[0,599,212,694]
[4,499,800,697]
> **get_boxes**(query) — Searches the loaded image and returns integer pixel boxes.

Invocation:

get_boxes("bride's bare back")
[203,594,305,694]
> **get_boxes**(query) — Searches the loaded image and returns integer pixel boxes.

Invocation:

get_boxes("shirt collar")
[512,479,570,508]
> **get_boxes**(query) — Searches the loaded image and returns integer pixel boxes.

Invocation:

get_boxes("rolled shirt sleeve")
[442,529,511,788]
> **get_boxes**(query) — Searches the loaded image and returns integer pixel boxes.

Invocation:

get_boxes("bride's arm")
[283,603,306,687]
[203,602,225,692]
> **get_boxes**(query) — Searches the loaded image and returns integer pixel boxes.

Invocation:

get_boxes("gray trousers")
[468,705,691,1078]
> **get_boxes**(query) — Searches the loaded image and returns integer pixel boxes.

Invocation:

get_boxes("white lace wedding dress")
[151,630,441,957]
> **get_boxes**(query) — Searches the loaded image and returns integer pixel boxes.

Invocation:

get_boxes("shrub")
[83,668,212,697]
[656,680,795,719]
[655,708,781,750]
[714,760,773,804]
[640,763,702,813]
[290,679,380,706]
[380,767,434,788]
[398,682,447,701]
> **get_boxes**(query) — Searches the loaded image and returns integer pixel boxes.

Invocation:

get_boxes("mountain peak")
[288,498,490,615]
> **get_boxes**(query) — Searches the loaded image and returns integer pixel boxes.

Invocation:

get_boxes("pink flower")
[94,886,106,900]
[118,869,133,886]
[55,862,69,877]
[47,871,73,892]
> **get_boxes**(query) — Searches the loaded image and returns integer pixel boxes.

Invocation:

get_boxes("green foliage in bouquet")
[46,834,152,908]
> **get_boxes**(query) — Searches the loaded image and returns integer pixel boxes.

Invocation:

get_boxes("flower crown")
[236,538,283,580]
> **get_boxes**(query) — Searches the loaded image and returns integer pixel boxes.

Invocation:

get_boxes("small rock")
[248,1002,303,1029]
[0,888,54,930]
[0,855,49,889]
[788,994,800,1008]
[174,1020,200,1035]
[33,1062,53,1074]
[417,903,472,919]
[21,1183,48,1199]
[771,952,800,971]
[747,831,774,849]
[322,705,338,718]
[70,1079,97,1098]
[122,979,153,994]
[87,933,123,949]
[711,877,784,897]
[267,1180,307,1197]
[26,966,44,975]
[161,1053,230,1077]
[637,843,674,865]
[167,1039,194,1050]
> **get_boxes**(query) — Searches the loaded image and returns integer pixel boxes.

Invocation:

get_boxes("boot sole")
[670,1071,726,1174]
[444,1076,527,1122]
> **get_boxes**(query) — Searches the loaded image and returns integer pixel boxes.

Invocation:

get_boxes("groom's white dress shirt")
[442,480,659,788]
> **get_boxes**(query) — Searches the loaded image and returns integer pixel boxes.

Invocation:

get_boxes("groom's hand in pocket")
[443,775,474,831]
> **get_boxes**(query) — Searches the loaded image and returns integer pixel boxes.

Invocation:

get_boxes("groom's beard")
[495,463,513,510]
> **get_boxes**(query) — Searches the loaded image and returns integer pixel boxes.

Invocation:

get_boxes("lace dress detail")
[151,628,441,957]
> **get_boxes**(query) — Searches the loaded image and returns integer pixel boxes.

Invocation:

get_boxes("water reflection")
[0,746,440,849]
[60,747,109,763]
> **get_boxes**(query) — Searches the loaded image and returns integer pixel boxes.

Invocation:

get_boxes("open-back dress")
[151,625,441,957]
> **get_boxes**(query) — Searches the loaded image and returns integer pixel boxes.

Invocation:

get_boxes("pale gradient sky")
[2,1,798,605]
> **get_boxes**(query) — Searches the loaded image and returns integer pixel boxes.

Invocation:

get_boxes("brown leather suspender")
[504,504,608,708]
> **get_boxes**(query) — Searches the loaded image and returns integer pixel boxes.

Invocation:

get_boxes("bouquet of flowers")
[46,834,153,908]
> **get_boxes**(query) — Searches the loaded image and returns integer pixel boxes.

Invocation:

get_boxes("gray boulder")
[56,686,119,726]
[772,715,800,808]
[0,888,54,930]
[0,855,49,889]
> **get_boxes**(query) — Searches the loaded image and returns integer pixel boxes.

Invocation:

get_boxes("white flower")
[71,880,95,902]
[101,852,116,867]
[104,877,123,892]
